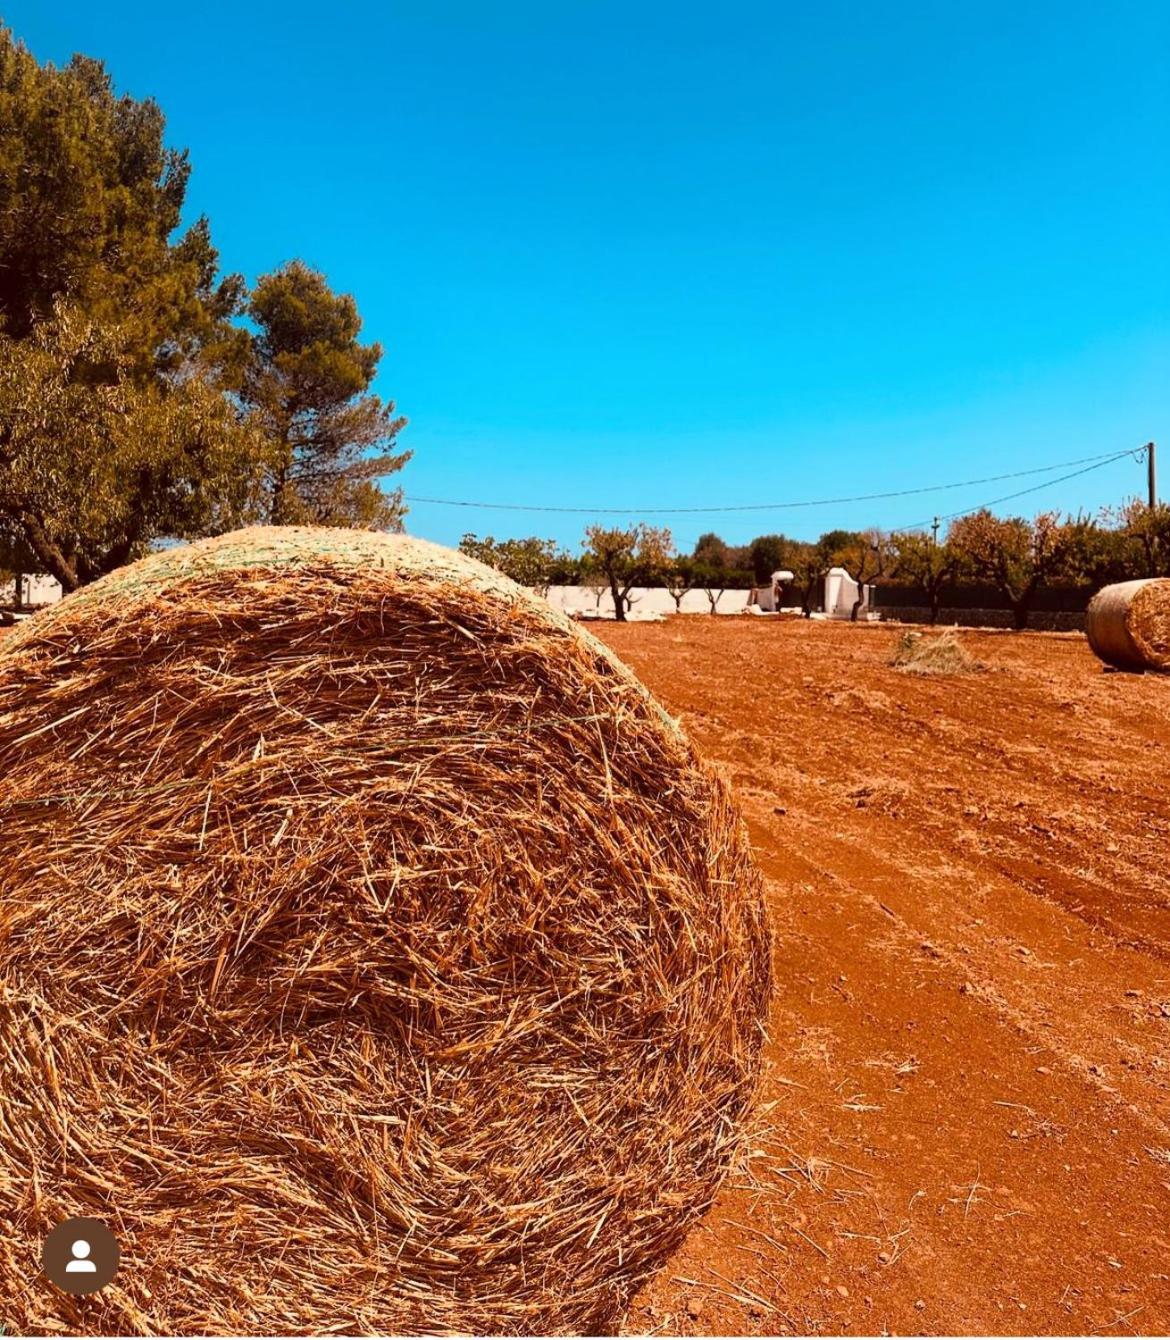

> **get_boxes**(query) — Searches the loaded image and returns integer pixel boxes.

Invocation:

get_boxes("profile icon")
[66,1238,97,1273]
[42,1216,119,1295]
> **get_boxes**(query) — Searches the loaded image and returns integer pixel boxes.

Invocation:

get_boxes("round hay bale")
[0,526,770,1335]
[1085,578,1170,672]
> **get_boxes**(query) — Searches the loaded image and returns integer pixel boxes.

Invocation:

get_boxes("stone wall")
[878,605,1086,632]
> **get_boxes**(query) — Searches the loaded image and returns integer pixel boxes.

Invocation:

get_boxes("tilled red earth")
[593,618,1170,1337]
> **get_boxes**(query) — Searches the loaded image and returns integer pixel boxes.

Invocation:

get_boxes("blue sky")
[7,1,1168,551]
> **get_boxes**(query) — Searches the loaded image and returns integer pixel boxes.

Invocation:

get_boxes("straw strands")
[889,629,982,677]
[0,527,770,1335]
[1085,578,1170,672]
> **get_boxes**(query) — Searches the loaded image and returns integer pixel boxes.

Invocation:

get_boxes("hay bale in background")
[1085,578,1170,673]
[0,527,770,1335]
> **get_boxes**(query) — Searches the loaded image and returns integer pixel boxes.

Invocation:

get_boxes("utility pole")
[1147,441,1157,509]
[931,515,940,546]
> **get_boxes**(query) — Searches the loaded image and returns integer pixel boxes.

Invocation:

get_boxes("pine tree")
[244,262,410,529]
[0,27,263,588]
[0,27,244,365]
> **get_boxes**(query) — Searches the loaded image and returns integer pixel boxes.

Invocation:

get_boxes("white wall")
[1,573,63,606]
[0,575,778,618]
[547,585,754,617]
[823,567,871,618]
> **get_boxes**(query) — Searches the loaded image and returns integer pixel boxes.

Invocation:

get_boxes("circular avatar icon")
[42,1217,120,1295]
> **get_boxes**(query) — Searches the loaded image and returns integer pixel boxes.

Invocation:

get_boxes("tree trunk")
[97,537,137,579]
[270,453,293,525]
[13,569,23,611]
[851,570,873,621]
[16,512,80,592]
[609,575,626,621]
[1008,579,1038,630]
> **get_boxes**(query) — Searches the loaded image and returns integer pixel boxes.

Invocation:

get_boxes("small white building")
[820,566,876,620]
[749,570,797,613]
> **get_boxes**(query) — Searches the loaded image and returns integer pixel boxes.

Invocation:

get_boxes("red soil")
[593,618,1170,1337]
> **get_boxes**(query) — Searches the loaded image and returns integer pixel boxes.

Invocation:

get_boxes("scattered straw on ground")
[0,527,771,1336]
[889,629,982,676]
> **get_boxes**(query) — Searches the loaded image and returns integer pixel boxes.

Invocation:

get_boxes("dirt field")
[591,618,1170,1337]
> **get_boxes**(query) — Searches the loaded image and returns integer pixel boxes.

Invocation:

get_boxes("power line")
[903,449,1143,531]
[403,447,1139,517]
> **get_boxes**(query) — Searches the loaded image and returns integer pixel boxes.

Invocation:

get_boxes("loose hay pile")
[1085,578,1170,673]
[0,528,770,1336]
[889,628,981,676]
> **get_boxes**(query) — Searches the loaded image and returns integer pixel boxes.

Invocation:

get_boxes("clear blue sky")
[7,1,1168,551]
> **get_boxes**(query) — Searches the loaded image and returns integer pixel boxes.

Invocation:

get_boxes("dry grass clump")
[1086,578,1170,672]
[889,628,981,676]
[0,527,770,1336]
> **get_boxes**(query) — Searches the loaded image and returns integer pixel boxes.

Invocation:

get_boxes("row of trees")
[460,500,1170,625]
[0,28,408,597]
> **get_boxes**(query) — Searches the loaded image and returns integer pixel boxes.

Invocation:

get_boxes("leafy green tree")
[547,550,582,586]
[891,531,963,625]
[1114,499,1170,577]
[243,262,409,529]
[0,28,243,365]
[816,528,865,560]
[947,510,1071,629]
[583,524,673,621]
[825,528,890,620]
[458,533,567,596]
[577,554,609,611]
[746,533,797,584]
[787,540,828,617]
[692,532,731,569]
[691,554,752,614]
[0,32,412,586]
[1054,514,1131,588]
[0,29,279,589]
[692,531,750,573]
[695,562,731,614]
[663,556,696,612]
[0,309,269,591]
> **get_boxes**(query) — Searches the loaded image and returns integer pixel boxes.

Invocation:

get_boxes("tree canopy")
[0,28,242,364]
[0,28,410,590]
[945,510,1071,628]
[583,524,673,621]
[0,309,267,590]
[244,262,409,529]
[1114,499,1170,578]
[889,530,962,623]
[458,533,570,595]
[746,533,796,584]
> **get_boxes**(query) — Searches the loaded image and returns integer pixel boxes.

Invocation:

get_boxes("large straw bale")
[1085,577,1170,672]
[0,527,770,1336]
